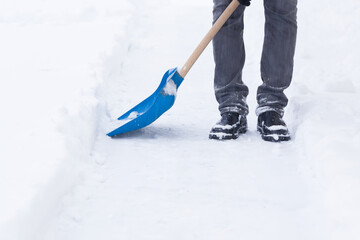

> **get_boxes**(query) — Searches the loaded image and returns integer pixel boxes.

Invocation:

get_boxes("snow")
[264,134,280,141]
[111,111,141,129]
[209,132,232,139]
[1,0,360,239]
[266,125,288,131]
[162,79,177,96]
[128,111,140,119]
[213,124,235,130]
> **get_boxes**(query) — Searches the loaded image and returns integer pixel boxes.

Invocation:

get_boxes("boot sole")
[257,126,291,142]
[209,126,247,140]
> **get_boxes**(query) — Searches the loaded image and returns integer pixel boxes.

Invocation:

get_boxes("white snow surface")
[266,125,288,131]
[162,79,178,96]
[1,0,360,239]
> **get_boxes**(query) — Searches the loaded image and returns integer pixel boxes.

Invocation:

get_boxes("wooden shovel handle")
[179,0,240,78]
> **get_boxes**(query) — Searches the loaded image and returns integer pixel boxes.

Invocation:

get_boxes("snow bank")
[0,0,134,238]
[285,0,360,236]
[287,93,360,237]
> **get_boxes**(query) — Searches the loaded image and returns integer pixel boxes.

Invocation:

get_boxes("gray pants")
[213,0,297,116]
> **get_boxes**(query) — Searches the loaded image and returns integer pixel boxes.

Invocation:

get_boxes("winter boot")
[209,112,247,140]
[257,111,291,142]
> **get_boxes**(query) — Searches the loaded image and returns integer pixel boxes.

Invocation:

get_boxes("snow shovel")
[107,0,240,137]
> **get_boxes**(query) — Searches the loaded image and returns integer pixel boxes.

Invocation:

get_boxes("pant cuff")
[256,106,284,117]
[220,107,248,116]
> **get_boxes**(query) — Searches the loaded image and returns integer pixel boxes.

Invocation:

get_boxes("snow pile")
[0,0,134,239]
[286,0,360,236]
[162,79,178,96]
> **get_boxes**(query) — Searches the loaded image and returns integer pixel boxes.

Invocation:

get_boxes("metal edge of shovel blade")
[107,68,184,137]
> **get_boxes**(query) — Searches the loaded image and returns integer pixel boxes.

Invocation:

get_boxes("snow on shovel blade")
[107,68,184,137]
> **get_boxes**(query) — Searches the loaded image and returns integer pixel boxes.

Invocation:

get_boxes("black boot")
[209,112,247,140]
[257,111,291,142]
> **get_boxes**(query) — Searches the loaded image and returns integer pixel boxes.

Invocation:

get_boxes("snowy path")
[45,1,360,239]
[1,0,360,239]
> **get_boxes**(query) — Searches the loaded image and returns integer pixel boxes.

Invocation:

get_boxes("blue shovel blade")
[107,68,184,137]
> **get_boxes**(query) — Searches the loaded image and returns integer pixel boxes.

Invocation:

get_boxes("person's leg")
[256,0,297,116]
[213,0,248,116]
